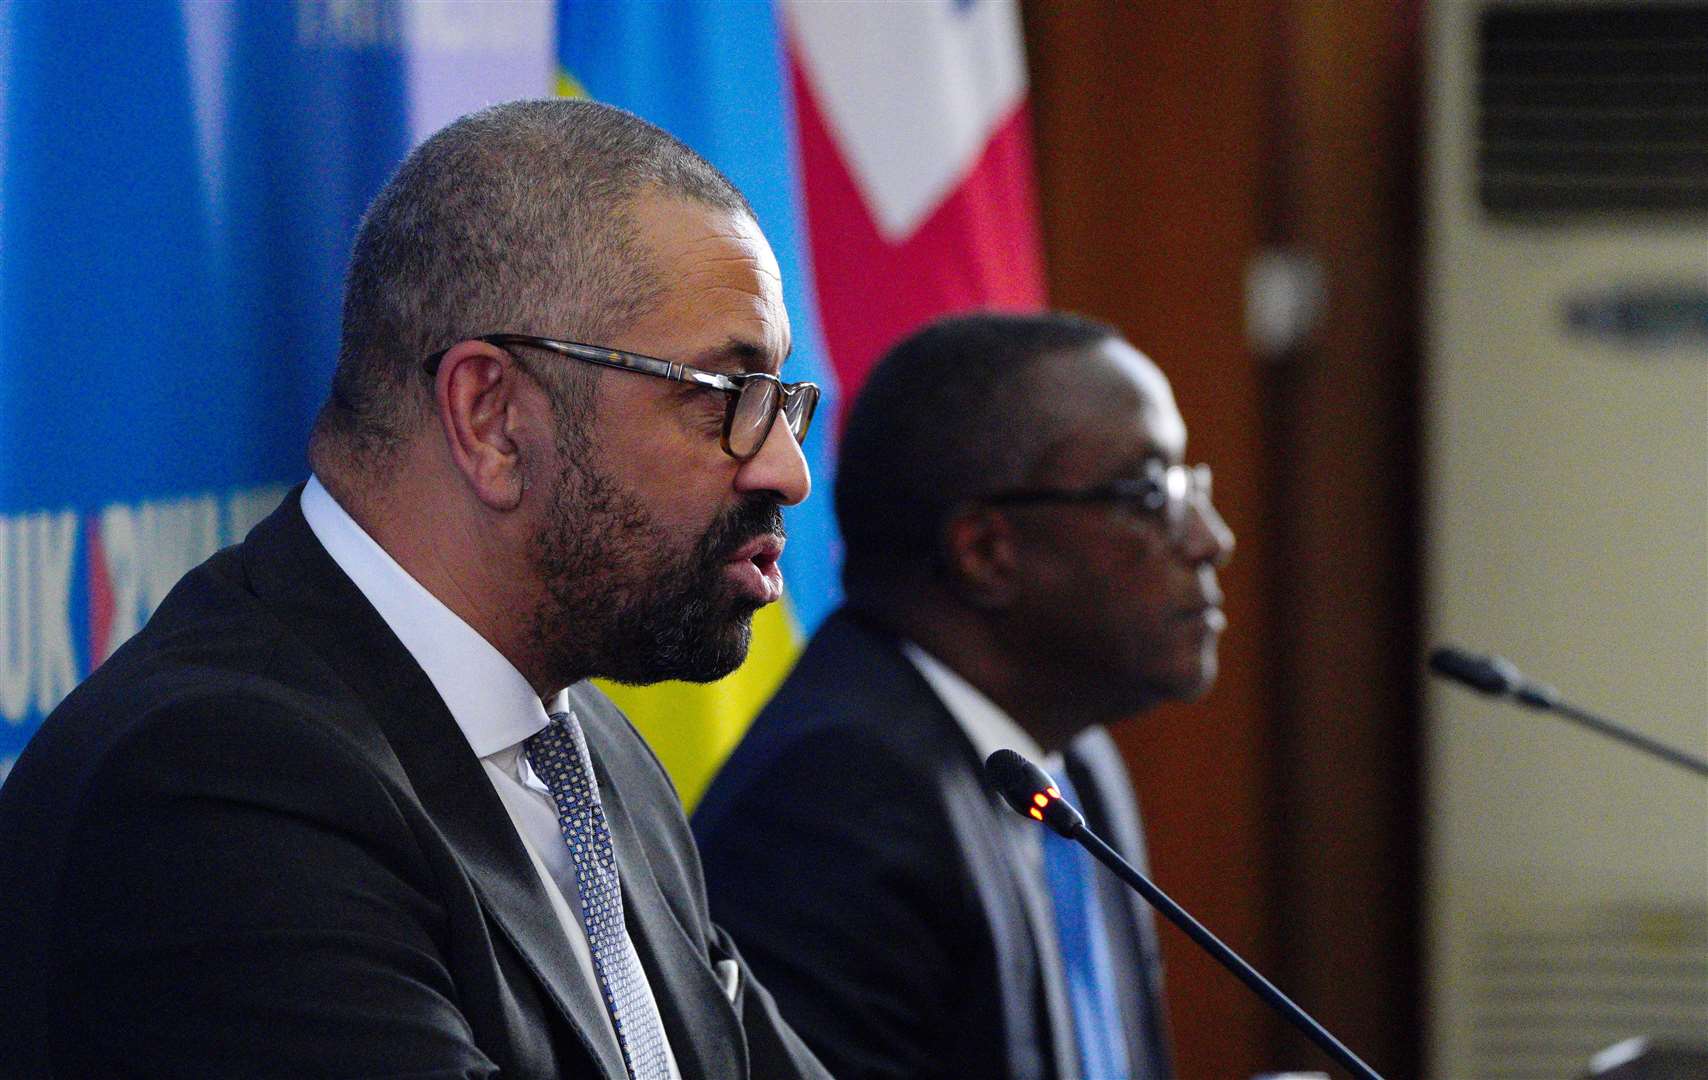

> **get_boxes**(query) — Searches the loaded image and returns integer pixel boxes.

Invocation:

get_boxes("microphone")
[986,747,1083,836]
[1429,645,1708,777]
[985,750,1386,1080]
[1428,645,1557,707]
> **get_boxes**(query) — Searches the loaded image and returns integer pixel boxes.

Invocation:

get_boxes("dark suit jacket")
[693,610,1174,1080]
[0,488,827,1080]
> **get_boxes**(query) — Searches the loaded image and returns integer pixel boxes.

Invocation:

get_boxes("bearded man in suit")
[695,311,1236,1080]
[0,99,829,1080]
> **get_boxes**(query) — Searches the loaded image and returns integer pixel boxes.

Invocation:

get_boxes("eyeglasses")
[981,462,1215,545]
[424,333,820,461]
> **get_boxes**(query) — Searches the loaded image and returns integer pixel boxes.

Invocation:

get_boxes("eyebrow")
[1114,444,1170,472]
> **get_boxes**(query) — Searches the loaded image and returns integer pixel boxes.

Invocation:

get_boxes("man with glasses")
[0,100,828,1079]
[694,311,1235,1080]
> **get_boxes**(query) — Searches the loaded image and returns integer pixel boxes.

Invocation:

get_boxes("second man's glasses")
[982,461,1215,546]
[425,333,819,461]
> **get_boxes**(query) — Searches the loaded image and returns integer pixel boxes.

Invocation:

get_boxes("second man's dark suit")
[694,609,1174,1080]
[0,489,827,1079]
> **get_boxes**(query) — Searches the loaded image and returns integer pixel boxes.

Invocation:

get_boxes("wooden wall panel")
[1020,3,1423,1078]
[1272,3,1423,1075]
[1021,5,1282,1077]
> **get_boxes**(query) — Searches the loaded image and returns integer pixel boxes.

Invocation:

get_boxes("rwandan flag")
[561,0,1045,809]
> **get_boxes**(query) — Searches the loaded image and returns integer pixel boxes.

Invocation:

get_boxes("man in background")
[695,311,1236,1080]
[0,100,828,1079]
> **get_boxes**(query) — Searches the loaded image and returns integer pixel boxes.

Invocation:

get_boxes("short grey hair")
[312,98,752,467]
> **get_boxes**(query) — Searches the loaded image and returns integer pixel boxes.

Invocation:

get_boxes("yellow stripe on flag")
[595,598,804,812]
[557,70,588,100]
[558,61,802,813]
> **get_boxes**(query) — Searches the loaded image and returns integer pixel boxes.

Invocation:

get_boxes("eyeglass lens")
[726,381,818,459]
[1160,464,1213,540]
[727,380,782,458]
[782,388,816,440]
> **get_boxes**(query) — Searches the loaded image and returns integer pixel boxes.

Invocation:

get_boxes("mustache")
[706,498,786,561]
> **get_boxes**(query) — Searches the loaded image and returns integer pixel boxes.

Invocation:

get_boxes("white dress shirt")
[900,641,1060,882]
[301,476,680,1077]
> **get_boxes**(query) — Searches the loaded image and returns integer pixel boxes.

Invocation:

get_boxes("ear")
[434,340,532,512]
[941,505,1022,609]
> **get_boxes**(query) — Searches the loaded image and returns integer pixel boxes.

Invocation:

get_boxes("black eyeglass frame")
[980,463,1212,543]
[424,333,819,461]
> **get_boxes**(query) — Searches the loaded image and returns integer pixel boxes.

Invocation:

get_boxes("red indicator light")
[1032,793,1049,808]
[1046,786,1060,799]
[1029,807,1044,821]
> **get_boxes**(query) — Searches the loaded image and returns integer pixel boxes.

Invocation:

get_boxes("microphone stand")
[986,749,1386,1080]
[1543,697,1708,777]
[1066,823,1385,1080]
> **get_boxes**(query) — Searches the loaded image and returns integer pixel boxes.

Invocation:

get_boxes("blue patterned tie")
[526,711,671,1080]
[1042,769,1134,1080]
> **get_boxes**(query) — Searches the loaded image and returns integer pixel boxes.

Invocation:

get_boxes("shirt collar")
[301,475,553,758]
[543,688,572,719]
[900,641,1056,771]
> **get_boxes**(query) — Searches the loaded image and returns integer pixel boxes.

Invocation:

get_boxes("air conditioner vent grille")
[1464,909,1708,1080]
[1478,5,1708,215]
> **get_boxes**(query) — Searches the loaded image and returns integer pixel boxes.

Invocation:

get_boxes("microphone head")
[984,749,1084,838]
[1428,645,1522,696]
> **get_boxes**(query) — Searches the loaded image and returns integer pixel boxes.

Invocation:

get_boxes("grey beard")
[526,440,784,688]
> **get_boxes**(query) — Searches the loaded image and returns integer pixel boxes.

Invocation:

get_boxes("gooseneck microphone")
[984,749,1386,1080]
[986,749,1085,835]
[1429,645,1708,778]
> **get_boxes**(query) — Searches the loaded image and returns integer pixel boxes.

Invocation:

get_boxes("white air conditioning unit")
[1461,903,1708,1080]
[1422,3,1708,1078]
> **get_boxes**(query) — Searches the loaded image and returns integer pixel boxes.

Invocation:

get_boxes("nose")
[1180,492,1235,567]
[735,411,812,506]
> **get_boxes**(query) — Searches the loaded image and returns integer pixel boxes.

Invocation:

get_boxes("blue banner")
[0,1,555,779]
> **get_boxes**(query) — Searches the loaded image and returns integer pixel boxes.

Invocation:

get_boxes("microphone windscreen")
[984,749,1084,837]
[1429,645,1521,696]
[985,749,1048,815]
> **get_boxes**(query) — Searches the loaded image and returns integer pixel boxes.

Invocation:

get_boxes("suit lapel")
[581,715,747,1080]
[382,721,629,1080]
[828,614,1079,1080]
[241,490,628,1079]
[1066,732,1173,1079]
[871,614,1079,1080]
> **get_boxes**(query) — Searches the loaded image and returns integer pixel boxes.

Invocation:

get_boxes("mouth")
[1178,598,1227,634]
[722,534,785,605]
